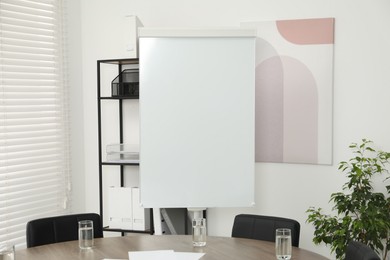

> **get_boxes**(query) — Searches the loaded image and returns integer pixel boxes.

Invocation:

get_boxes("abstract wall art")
[242,18,335,165]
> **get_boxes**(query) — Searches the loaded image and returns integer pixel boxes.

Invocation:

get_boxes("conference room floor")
[16,235,329,260]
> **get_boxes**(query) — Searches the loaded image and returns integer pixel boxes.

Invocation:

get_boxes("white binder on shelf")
[132,187,150,231]
[107,187,150,231]
[107,187,133,229]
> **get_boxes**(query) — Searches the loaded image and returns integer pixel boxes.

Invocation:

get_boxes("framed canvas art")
[242,18,335,165]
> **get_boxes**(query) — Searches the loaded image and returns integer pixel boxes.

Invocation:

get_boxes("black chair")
[345,241,380,260]
[231,214,300,247]
[26,213,103,248]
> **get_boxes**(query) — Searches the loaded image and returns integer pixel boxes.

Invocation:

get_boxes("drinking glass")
[0,243,14,260]
[78,220,94,249]
[192,218,207,247]
[275,228,292,260]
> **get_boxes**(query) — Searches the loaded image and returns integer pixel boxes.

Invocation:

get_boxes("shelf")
[99,96,139,100]
[98,58,152,237]
[103,226,153,234]
[98,58,139,65]
[102,161,139,166]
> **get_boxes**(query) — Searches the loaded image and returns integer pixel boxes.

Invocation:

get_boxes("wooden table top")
[16,235,329,260]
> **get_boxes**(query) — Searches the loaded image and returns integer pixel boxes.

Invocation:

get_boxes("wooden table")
[16,235,329,260]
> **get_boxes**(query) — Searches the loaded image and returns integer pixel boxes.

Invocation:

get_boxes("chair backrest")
[231,214,300,247]
[26,213,103,248]
[345,241,381,260]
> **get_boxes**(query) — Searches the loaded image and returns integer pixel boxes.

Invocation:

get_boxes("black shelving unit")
[97,58,154,235]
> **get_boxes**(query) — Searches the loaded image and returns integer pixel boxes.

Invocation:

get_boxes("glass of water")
[78,220,94,249]
[0,243,14,260]
[275,228,292,260]
[192,218,207,247]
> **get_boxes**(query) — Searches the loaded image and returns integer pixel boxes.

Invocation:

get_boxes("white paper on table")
[128,250,205,260]
[129,250,174,260]
[174,252,205,260]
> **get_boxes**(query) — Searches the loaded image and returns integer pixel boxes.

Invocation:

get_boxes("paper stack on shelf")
[106,143,139,163]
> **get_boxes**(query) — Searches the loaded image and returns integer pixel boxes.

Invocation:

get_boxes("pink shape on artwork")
[255,56,284,163]
[255,54,318,164]
[276,18,334,45]
[282,56,318,164]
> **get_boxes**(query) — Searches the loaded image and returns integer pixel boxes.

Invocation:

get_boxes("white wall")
[68,0,390,258]
[66,0,85,212]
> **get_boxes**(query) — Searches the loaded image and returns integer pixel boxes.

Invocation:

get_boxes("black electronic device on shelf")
[111,69,139,98]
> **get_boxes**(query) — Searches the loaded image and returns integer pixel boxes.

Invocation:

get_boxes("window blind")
[0,0,71,248]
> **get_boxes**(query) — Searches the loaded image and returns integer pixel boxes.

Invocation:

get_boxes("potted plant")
[306,139,390,260]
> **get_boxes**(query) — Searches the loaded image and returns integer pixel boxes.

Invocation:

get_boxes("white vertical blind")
[0,0,71,248]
